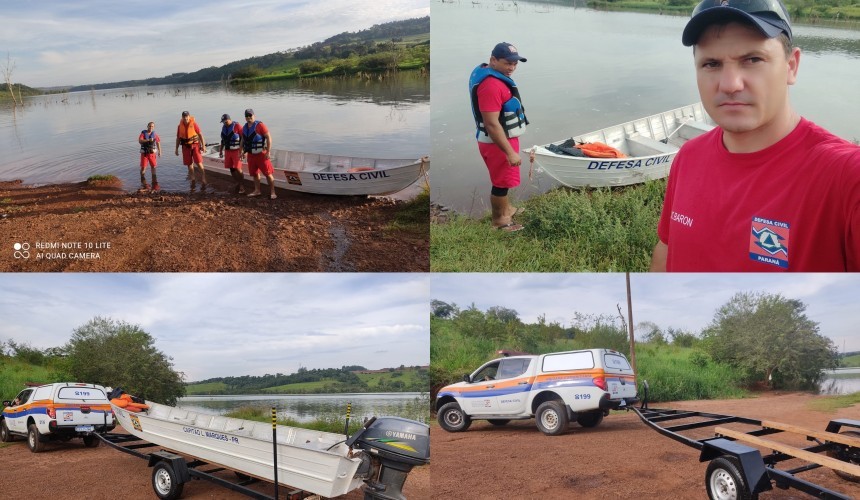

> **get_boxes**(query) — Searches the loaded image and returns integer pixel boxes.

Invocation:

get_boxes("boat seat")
[684,120,711,133]
[626,135,676,155]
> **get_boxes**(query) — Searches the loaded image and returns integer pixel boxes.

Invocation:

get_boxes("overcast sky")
[1,0,429,88]
[0,274,429,381]
[431,274,860,353]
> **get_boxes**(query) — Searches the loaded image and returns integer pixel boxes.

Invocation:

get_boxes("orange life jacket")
[576,142,627,159]
[178,117,200,145]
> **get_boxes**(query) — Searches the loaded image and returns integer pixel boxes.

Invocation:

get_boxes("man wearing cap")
[469,42,530,232]
[219,113,245,194]
[240,109,276,199]
[138,121,161,192]
[651,0,860,271]
[175,111,207,190]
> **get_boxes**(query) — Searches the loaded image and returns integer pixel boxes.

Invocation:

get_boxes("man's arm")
[650,241,668,272]
[264,132,273,159]
[480,110,520,166]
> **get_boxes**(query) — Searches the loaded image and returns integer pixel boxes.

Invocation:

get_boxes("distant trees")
[64,317,185,405]
[702,292,838,389]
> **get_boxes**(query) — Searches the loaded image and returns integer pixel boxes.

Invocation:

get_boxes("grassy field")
[588,0,860,21]
[185,381,228,395]
[262,380,337,393]
[356,369,425,390]
[807,392,860,412]
[0,358,59,401]
[431,181,665,272]
[840,354,860,367]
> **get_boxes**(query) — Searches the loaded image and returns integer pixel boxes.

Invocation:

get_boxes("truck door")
[462,360,502,415]
[5,389,34,433]
[492,357,533,415]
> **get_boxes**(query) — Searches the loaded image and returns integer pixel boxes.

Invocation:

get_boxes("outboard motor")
[347,416,430,500]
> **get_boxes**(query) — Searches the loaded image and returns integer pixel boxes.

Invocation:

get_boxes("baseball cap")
[181,110,190,117]
[220,113,231,122]
[491,42,527,63]
[244,108,255,117]
[682,0,792,46]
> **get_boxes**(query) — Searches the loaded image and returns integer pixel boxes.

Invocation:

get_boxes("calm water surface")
[431,1,860,215]
[178,392,428,424]
[820,368,860,395]
[0,73,428,193]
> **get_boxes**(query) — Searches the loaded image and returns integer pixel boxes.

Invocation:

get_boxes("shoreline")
[0,179,428,272]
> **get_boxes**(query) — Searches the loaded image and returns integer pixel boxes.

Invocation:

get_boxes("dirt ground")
[0,429,429,499]
[0,179,428,272]
[432,393,860,500]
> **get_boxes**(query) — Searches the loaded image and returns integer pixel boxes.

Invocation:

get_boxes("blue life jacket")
[140,130,157,154]
[221,123,242,150]
[468,64,528,143]
[242,120,266,154]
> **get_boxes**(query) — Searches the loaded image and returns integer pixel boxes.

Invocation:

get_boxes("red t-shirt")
[476,77,513,145]
[658,118,860,271]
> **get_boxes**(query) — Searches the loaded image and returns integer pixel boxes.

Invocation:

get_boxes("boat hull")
[112,402,364,498]
[527,103,714,188]
[202,150,429,196]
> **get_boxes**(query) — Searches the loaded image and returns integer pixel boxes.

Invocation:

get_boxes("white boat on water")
[111,400,429,498]
[201,149,429,196]
[527,103,715,188]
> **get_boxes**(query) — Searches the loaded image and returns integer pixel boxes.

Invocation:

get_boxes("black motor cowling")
[347,416,430,500]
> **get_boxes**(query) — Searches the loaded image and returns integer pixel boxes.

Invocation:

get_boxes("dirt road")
[0,431,429,499]
[0,179,428,272]
[432,393,860,499]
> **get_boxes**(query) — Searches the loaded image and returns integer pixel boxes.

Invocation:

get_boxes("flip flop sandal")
[496,223,524,232]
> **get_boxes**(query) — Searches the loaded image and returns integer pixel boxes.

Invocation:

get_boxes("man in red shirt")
[240,108,277,200]
[174,110,207,191]
[138,121,161,191]
[469,42,529,232]
[651,0,860,271]
[219,113,245,194]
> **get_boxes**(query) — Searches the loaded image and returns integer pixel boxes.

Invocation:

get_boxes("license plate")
[75,425,94,432]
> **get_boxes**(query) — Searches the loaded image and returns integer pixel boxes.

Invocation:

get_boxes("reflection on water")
[0,73,428,193]
[178,392,429,424]
[819,369,860,395]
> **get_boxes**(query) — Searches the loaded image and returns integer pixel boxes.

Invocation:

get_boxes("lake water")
[820,368,860,395]
[0,73,428,193]
[178,392,428,424]
[431,1,860,215]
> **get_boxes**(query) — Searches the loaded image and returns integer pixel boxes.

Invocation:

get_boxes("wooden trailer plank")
[761,420,860,449]
[714,426,860,478]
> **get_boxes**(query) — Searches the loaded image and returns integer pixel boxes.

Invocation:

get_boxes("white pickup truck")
[435,349,638,435]
[1,382,115,452]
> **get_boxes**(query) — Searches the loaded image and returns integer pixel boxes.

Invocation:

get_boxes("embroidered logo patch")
[749,216,789,269]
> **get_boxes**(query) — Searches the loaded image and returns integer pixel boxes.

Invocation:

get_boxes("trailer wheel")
[0,420,13,442]
[826,430,860,483]
[576,412,604,428]
[535,400,569,436]
[706,456,757,500]
[152,461,185,500]
[83,434,100,448]
[437,402,471,432]
[27,424,45,453]
[488,419,510,426]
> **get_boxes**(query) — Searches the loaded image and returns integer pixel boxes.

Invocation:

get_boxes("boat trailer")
[632,383,860,500]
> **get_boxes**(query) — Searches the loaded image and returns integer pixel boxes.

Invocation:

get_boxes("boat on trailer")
[110,400,429,499]
[527,103,715,188]
[201,149,429,196]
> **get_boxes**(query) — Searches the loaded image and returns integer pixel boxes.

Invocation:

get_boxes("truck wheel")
[437,402,472,432]
[535,400,568,436]
[27,423,45,453]
[0,420,13,442]
[826,430,860,483]
[152,461,185,500]
[705,456,756,500]
[576,412,604,428]
[83,434,100,448]
[488,419,510,426]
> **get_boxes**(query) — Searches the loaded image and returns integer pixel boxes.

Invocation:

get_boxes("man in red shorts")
[138,121,161,191]
[174,110,207,191]
[469,42,529,232]
[651,0,860,271]
[219,113,245,194]
[240,108,277,199]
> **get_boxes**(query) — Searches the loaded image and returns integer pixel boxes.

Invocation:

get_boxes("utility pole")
[626,272,636,372]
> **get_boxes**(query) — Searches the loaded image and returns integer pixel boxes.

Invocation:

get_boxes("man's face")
[147,123,155,132]
[489,56,518,78]
[245,114,254,122]
[182,115,191,124]
[224,119,232,126]
[694,22,799,135]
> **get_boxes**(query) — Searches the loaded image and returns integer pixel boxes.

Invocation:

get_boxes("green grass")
[635,345,749,402]
[840,354,860,367]
[185,381,229,395]
[807,392,860,412]
[86,174,119,184]
[390,186,430,232]
[262,380,337,392]
[0,198,12,204]
[356,369,425,390]
[431,181,666,272]
[588,0,860,20]
[0,357,58,401]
